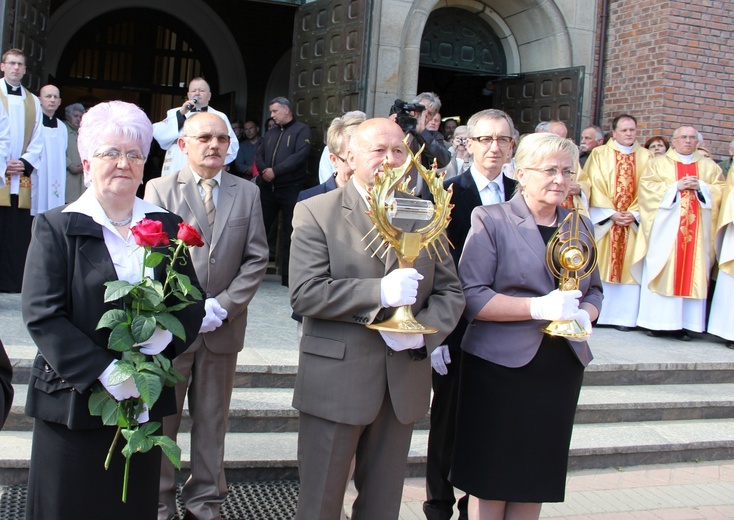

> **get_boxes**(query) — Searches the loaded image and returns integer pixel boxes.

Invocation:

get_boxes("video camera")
[389,99,426,133]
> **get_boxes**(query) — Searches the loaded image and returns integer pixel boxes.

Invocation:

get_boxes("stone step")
[8,345,734,388]
[8,383,734,432]
[2,419,734,485]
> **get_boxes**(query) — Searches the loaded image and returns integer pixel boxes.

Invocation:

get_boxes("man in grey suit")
[289,117,464,519]
[145,112,269,520]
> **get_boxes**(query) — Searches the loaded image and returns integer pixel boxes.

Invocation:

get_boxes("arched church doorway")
[417,7,507,125]
[54,8,218,122]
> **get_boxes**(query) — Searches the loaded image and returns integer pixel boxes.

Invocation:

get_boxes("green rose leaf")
[133,371,163,406]
[153,435,182,469]
[108,360,135,386]
[138,285,164,309]
[155,313,185,341]
[97,309,128,331]
[108,322,134,352]
[144,252,166,268]
[131,315,157,343]
[103,280,136,303]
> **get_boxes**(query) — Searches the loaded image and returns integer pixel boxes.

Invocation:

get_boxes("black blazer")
[440,170,518,351]
[0,339,12,429]
[22,207,205,430]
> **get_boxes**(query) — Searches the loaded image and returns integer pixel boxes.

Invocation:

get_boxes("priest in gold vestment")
[586,114,652,329]
[707,164,734,348]
[632,126,725,337]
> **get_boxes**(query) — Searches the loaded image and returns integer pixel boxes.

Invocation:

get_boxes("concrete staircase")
[2,279,734,486]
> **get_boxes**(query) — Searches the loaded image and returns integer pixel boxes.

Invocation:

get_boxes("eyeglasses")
[673,135,697,141]
[469,135,513,148]
[184,134,231,144]
[93,149,146,165]
[524,167,575,179]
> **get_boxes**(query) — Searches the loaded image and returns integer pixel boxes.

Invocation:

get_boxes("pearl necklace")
[108,214,133,227]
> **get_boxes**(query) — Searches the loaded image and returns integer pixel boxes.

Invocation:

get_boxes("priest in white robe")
[152,77,238,176]
[632,126,725,339]
[0,49,44,293]
[707,164,734,348]
[31,85,67,215]
[586,114,653,330]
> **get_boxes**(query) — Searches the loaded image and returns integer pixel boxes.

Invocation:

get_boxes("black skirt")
[25,419,162,520]
[450,335,584,503]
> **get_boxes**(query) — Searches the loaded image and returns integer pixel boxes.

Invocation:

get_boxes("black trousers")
[0,195,32,293]
[423,346,468,520]
[259,183,302,285]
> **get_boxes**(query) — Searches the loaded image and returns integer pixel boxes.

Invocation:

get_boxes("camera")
[389,99,425,133]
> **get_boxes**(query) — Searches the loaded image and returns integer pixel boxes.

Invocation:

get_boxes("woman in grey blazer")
[451,133,603,519]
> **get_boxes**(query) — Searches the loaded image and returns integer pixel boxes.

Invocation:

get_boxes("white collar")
[613,140,635,154]
[63,189,167,232]
[470,165,503,192]
[674,151,695,165]
[352,176,395,208]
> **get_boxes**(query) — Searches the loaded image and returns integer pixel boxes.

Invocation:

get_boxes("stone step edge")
[8,384,734,418]
[2,419,734,466]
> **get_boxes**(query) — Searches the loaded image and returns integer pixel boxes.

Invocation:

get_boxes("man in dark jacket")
[255,97,312,286]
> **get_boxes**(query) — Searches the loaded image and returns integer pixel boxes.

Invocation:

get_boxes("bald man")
[289,118,464,519]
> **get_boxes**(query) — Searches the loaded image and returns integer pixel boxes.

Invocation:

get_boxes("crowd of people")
[1,45,733,520]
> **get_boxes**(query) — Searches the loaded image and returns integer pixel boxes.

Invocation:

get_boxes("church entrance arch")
[54,8,216,122]
[417,6,508,125]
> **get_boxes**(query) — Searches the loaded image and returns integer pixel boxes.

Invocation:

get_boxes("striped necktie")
[200,178,217,228]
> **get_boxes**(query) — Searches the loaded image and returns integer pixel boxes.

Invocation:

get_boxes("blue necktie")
[487,181,501,205]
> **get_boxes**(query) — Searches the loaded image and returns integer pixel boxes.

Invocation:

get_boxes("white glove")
[200,298,227,333]
[137,403,150,424]
[567,309,593,343]
[135,327,173,355]
[380,268,424,308]
[380,331,425,351]
[529,289,582,321]
[430,345,451,375]
[98,360,140,401]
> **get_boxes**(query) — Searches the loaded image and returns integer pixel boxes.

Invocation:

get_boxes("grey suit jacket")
[459,193,603,368]
[289,181,465,425]
[144,166,269,354]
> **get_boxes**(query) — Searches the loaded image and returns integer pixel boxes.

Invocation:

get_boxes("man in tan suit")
[289,118,464,519]
[145,112,269,520]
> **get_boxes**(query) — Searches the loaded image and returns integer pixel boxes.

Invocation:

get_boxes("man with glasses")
[255,97,312,287]
[423,108,517,520]
[145,112,269,520]
[153,77,238,177]
[633,125,725,340]
[0,48,44,293]
[585,114,653,331]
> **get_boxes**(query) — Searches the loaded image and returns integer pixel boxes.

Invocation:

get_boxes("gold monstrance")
[362,139,454,334]
[542,210,598,338]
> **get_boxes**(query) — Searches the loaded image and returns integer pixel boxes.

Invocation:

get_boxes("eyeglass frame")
[183,133,231,144]
[92,149,147,165]
[468,135,514,148]
[522,167,576,179]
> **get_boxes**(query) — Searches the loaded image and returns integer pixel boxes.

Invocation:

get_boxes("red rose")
[177,222,204,247]
[131,218,170,247]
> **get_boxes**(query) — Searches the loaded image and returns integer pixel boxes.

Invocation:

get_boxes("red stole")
[674,162,699,296]
[608,151,636,282]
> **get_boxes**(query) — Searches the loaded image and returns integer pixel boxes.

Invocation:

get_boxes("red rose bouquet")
[89,219,204,502]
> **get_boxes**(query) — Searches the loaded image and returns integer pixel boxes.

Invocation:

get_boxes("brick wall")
[595,0,734,161]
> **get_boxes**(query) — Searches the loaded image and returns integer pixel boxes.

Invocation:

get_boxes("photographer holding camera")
[390,92,451,198]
